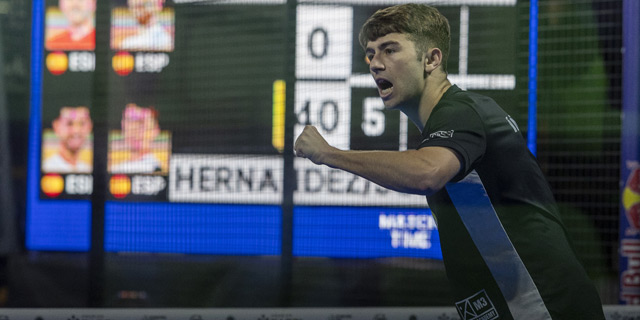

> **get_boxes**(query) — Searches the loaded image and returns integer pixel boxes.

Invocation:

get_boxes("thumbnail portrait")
[111,0,175,52]
[41,106,93,173]
[108,103,171,174]
[45,0,96,51]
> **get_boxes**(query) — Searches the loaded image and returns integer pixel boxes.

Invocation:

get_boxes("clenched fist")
[294,125,335,165]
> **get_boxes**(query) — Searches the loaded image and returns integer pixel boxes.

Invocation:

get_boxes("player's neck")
[139,16,157,28]
[69,21,93,41]
[59,147,80,165]
[402,75,451,132]
[130,149,151,161]
[420,75,451,129]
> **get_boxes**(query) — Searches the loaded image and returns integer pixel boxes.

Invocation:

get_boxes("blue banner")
[619,0,640,305]
[294,206,442,259]
[105,203,281,255]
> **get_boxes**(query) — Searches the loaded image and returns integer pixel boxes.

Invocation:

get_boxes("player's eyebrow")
[366,40,401,55]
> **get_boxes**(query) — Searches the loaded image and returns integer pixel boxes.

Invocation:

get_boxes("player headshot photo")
[41,106,93,173]
[111,0,175,52]
[108,103,170,174]
[45,0,96,51]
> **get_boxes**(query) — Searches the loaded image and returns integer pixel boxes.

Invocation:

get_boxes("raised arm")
[294,125,461,196]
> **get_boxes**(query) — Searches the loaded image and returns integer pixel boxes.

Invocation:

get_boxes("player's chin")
[381,98,399,110]
[66,146,83,153]
[66,141,85,150]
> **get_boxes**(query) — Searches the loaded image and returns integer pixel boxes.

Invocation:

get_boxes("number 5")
[362,97,385,137]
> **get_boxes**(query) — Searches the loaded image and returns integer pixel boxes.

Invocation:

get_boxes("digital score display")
[27,0,517,259]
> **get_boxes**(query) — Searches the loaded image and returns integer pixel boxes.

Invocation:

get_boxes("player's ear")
[424,48,443,73]
[52,118,61,133]
[151,121,161,138]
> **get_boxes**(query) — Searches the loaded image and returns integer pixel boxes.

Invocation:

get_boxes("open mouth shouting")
[376,78,394,99]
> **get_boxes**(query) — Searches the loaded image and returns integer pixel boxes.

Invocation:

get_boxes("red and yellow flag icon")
[112,51,134,76]
[41,173,64,197]
[46,52,68,75]
[110,174,131,198]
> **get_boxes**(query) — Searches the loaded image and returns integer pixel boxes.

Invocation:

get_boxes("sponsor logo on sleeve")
[421,130,455,144]
[430,130,455,139]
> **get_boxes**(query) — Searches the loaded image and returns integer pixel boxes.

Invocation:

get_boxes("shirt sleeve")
[418,102,486,181]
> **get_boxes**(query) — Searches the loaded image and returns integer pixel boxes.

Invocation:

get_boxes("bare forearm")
[294,125,460,195]
[318,148,445,196]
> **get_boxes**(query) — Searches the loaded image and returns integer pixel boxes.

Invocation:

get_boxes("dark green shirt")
[419,85,604,320]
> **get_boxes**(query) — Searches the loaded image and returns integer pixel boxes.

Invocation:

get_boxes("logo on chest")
[455,290,499,320]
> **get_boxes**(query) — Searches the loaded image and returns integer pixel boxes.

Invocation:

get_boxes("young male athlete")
[46,0,96,51]
[294,4,605,320]
[118,0,173,52]
[110,103,163,174]
[43,106,93,173]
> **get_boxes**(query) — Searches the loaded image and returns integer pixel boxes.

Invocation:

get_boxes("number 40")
[296,100,340,133]
[295,97,386,137]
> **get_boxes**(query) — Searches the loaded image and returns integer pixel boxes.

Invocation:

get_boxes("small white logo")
[506,115,519,133]
[429,130,455,139]
[455,290,499,320]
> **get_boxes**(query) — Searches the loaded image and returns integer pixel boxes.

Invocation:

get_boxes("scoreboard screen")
[27,0,517,259]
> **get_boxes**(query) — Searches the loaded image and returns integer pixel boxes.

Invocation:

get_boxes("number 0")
[319,100,339,132]
[308,27,328,59]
